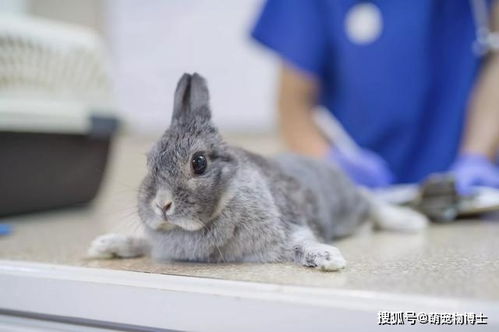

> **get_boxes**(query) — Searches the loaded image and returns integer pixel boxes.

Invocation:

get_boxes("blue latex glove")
[451,153,499,195]
[328,146,394,188]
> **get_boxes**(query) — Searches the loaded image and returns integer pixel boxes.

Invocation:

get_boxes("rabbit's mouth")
[147,217,176,231]
[147,214,205,232]
[169,217,205,231]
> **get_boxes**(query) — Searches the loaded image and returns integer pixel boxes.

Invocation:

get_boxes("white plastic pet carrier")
[0,14,119,215]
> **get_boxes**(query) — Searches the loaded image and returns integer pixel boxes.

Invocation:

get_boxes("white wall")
[0,0,27,13]
[105,0,278,135]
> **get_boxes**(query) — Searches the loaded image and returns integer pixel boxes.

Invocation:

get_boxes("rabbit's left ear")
[171,73,211,124]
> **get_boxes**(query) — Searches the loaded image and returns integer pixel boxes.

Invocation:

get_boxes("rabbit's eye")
[191,152,207,175]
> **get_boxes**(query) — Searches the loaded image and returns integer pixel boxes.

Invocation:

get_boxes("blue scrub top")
[252,0,486,184]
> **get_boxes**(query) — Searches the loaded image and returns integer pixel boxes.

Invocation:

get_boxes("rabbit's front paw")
[302,244,347,271]
[87,233,146,259]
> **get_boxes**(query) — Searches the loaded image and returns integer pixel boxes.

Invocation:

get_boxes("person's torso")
[319,0,485,183]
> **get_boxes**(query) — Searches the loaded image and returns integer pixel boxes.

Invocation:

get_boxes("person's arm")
[461,54,499,158]
[461,3,499,158]
[277,63,329,157]
[462,52,499,157]
[450,3,499,194]
[277,63,393,187]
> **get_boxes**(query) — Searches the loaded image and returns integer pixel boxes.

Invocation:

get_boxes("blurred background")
[1,0,278,135]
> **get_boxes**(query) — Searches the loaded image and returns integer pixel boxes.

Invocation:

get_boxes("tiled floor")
[1,135,498,302]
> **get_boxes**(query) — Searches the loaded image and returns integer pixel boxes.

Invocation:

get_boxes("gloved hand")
[328,146,394,188]
[450,153,499,195]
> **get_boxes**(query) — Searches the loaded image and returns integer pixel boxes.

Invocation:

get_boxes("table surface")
[1,135,498,302]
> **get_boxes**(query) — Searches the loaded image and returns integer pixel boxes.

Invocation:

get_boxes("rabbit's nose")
[157,201,174,217]
[163,201,173,212]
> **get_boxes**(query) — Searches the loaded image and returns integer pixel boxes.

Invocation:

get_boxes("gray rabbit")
[88,73,427,271]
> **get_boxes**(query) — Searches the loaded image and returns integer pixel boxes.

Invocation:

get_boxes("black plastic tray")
[0,116,118,216]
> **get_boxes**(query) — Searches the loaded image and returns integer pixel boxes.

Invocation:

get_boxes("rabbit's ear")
[172,73,211,124]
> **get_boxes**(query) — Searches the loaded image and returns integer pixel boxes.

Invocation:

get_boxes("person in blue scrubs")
[252,0,499,194]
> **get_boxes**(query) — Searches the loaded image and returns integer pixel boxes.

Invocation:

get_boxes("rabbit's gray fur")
[88,73,427,271]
